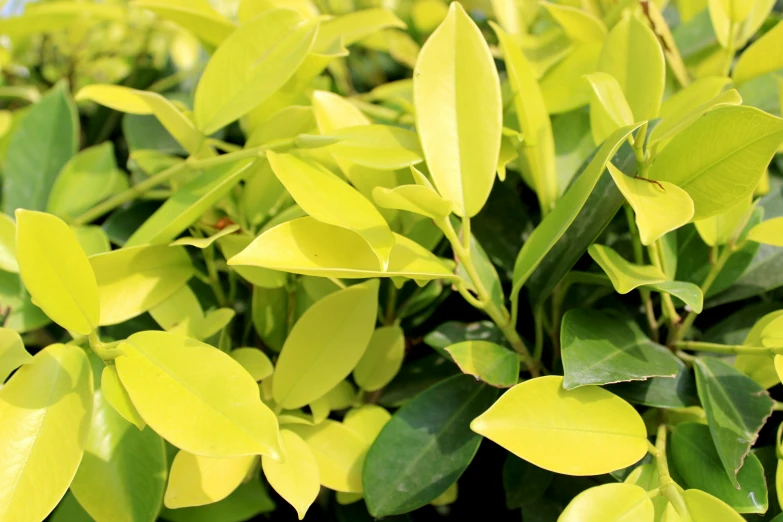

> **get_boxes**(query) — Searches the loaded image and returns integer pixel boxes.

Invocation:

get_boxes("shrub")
[1,0,783,520]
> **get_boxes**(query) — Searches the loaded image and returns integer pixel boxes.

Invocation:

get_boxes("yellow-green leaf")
[372,185,452,219]
[193,9,319,134]
[75,85,203,155]
[228,217,456,282]
[273,281,378,409]
[132,0,235,48]
[262,429,320,520]
[584,72,635,145]
[0,344,93,521]
[775,355,783,384]
[607,162,694,245]
[470,376,647,475]
[90,244,194,326]
[170,224,240,248]
[540,43,602,114]
[0,327,31,383]
[598,15,665,121]
[748,216,783,246]
[0,212,17,273]
[116,331,281,459]
[649,89,742,149]
[73,226,111,257]
[267,151,395,267]
[414,2,502,217]
[217,235,288,289]
[559,483,654,521]
[446,340,520,388]
[15,210,99,335]
[683,488,745,521]
[101,365,145,431]
[694,196,752,247]
[353,326,405,392]
[588,244,666,294]
[343,405,391,443]
[231,348,273,381]
[164,450,256,508]
[542,2,606,44]
[314,124,423,170]
[733,21,783,85]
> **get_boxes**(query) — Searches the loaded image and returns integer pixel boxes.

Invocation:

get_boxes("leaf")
[3,82,77,213]
[470,376,648,476]
[363,374,498,516]
[511,123,643,300]
[315,8,405,49]
[734,309,783,389]
[159,477,275,522]
[75,85,203,155]
[0,344,93,521]
[492,22,557,213]
[733,21,783,85]
[608,163,695,245]
[353,326,405,392]
[540,43,602,114]
[694,356,774,487]
[101,365,145,430]
[314,125,423,170]
[0,212,17,273]
[414,2,502,217]
[671,422,767,513]
[170,224,240,248]
[194,9,318,134]
[372,185,453,219]
[132,0,235,48]
[90,244,194,326]
[164,451,256,508]
[15,210,99,334]
[217,235,287,289]
[542,2,606,44]
[648,89,743,148]
[598,15,665,121]
[502,455,553,509]
[694,196,753,247]
[0,270,50,334]
[228,217,457,282]
[287,420,368,493]
[559,483,654,521]
[748,216,783,246]
[649,106,783,220]
[273,280,378,409]
[561,309,679,389]
[262,429,320,520]
[646,281,704,313]
[607,357,699,409]
[682,488,746,521]
[126,159,254,247]
[266,151,395,266]
[116,331,281,459]
[50,492,94,522]
[588,244,667,294]
[74,225,111,257]
[343,405,391,443]
[658,76,732,124]
[445,341,519,388]
[583,72,634,145]
[0,327,31,383]
[70,360,166,522]
[231,348,273,382]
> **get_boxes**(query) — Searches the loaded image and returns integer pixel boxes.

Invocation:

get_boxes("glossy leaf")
[343,405,391,443]
[194,9,319,134]
[101,365,145,430]
[116,331,281,459]
[542,2,606,44]
[682,488,746,521]
[471,376,648,476]
[372,185,452,219]
[0,213,17,273]
[748,217,783,246]
[133,0,235,48]
[90,244,194,326]
[588,244,666,294]
[262,429,320,520]
[0,344,93,521]
[607,357,699,409]
[273,280,378,409]
[414,2,502,217]
[164,451,255,508]
[231,348,273,381]
[15,210,100,335]
[648,89,743,148]
[561,309,679,389]
[694,356,774,487]
[158,477,275,522]
[733,21,783,85]
[584,72,634,145]
[364,375,498,516]
[559,483,654,522]
[217,235,287,289]
[353,326,405,392]
[445,340,519,388]
[0,327,31,383]
[316,125,423,170]
[694,196,753,247]
[540,44,602,114]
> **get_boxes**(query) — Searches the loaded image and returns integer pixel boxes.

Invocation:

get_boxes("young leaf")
[540,43,603,114]
[445,341,519,388]
[228,216,457,282]
[231,348,273,381]
[694,356,774,487]
[343,405,391,443]
[170,224,240,248]
[70,361,166,522]
[694,196,752,247]
[0,213,17,273]
[682,488,746,521]
[3,82,77,213]
[353,326,405,392]
[193,9,319,134]
[164,451,256,508]
[217,235,288,289]
[313,124,423,170]
[158,477,275,522]
[101,365,145,430]
[266,151,395,267]
[671,422,767,513]
[648,106,783,220]
[90,244,194,326]
[363,375,498,516]
[541,2,606,44]
[561,309,679,389]
[733,21,783,85]
[262,429,320,520]
[0,327,32,383]
[559,483,654,522]
[414,2,502,217]
[0,344,93,522]
[75,85,204,155]
[15,210,100,335]
[648,89,743,148]
[116,331,281,459]
[372,185,453,219]
[607,162,695,245]
[583,72,634,145]
[588,244,667,293]
[470,376,648,476]
[748,216,783,246]
[273,280,378,409]
[646,281,704,313]
[133,0,235,48]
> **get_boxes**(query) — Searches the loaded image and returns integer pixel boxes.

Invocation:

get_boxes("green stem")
[204,245,228,307]
[625,204,659,342]
[88,331,124,361]
[533,305,544,363]
[648,240,680,324]
[651,424,691,520]
[673,340,778,355]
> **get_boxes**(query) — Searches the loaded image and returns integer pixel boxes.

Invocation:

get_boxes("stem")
[625,205,659,341]
[651,424,691,520]
[673,340,778,355]
[648,240,680,324]
[384,282,398,326]
[533,305,544,363]
[631,122,649,166]
[88,331,124,361]
[204,245,228,307]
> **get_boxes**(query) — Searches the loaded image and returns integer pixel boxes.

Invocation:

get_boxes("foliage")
[2,0,783,520]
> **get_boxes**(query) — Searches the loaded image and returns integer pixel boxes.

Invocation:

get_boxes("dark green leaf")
[703,301,783,346]
[424,320,506,359]
[0,269,49,333]
[50,492,93,522]
[502,454,553,510]
[363,374,498,516]
[606,357,699,409]
[378,354,461,407]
